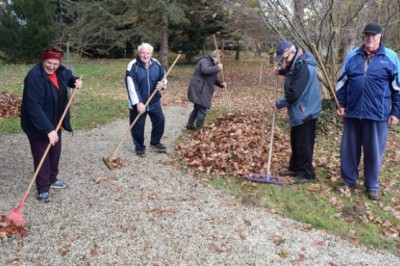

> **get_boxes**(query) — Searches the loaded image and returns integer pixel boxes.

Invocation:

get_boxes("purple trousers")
[28,131,62,194]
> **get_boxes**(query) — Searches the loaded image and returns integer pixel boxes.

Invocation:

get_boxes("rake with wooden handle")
[311,43,340,109]
[212,35,231,112]
[266,74,279,177]
[103,54,181,170]
[6,76,83,226]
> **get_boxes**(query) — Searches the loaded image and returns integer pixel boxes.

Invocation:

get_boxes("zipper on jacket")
[146,65,150,112]
[361,54,373,120]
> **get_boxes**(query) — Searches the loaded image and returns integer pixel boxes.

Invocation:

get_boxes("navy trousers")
[340,118,387,191]
[288,118,317,179]
[129,102,165,151]
[28,131,62,194]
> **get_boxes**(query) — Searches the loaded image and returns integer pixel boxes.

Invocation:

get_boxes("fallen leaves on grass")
[176,111,290,178]
[0,91,21,118]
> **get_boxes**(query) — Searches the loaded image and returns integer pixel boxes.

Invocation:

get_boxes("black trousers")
[28,131,62,194]
[288,118,317,179]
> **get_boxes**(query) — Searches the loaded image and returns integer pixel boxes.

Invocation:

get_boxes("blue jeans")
[129,102,165,151]
[340,118,387,191]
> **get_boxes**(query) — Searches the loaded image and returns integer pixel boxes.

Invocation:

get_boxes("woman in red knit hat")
[20,45,83,203]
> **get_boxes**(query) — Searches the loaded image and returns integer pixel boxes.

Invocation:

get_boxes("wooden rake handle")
[212,35,225,82]
[266,75,278,176]
[106,54,181,162]
[311,43,341,109]
[18,76,83,207]
[212,35,231,111]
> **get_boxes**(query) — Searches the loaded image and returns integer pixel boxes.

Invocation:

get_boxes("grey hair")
[138,43,154,53]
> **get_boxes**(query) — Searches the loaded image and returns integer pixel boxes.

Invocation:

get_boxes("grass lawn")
[1,54,400,255]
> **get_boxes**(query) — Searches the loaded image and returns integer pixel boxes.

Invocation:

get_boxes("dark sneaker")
[367,190,380,201]
[186,124,196,130]
[279,169,302,177]
[136,149,146,157]
[37,192,50,203]
[150,143,167,152]
[295,177,318,184]
[335,184,355,192]
[51,180,68,189]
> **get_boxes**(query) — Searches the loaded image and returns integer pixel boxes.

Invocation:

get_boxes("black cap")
[363,23,382,34]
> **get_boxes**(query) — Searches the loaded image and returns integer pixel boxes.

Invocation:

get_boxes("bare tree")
[217,0,399,99]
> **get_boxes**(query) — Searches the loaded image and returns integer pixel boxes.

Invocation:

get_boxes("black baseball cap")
[363,23,382,34]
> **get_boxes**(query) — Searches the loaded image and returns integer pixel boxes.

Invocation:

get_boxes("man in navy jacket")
[336,23,400,200]
[125,43,167,157]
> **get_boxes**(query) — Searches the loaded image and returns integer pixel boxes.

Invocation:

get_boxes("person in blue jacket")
[21,45,83,203]
[125,43,167,157]
[336,23,400,201]
[273,41,322,182]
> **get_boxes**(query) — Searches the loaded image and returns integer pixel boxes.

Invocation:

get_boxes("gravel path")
[1,105,399,265]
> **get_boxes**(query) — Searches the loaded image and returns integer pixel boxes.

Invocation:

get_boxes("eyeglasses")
[280,51,292,63]
[364,33,380,38]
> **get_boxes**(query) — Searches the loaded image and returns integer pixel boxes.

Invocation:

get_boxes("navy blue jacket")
[21,62,78,140]
[336,44,400,121]
[125,56,165,110]
[276,49,322,127]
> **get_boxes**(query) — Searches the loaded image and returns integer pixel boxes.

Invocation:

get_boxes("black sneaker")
[186,124,196,130]
[295,177,318,184]
[279,169,303,177]
[136,149,146,157]
[367,190,380,201]
[150,143,167,152]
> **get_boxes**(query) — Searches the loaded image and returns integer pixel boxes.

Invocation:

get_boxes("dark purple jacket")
[21,62,78,140]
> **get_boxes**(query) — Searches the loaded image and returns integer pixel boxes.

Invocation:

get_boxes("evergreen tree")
[0,0,59,63]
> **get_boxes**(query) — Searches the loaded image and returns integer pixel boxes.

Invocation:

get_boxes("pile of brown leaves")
[0,215,26,238]
[0,91,21,118]
[176,111,290,177]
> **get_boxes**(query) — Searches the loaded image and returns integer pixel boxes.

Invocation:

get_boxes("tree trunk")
[235,46,240,61]
[159,12,169,69]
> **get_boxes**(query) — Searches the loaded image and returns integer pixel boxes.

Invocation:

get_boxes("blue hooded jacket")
[276,49,322,127]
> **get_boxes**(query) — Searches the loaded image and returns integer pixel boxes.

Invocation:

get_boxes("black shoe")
[186,124,196,130]
[335,184,355,192]
[150,143,167,152]
[295,177,318,184]
[195,120,204,130]
[136,149,146,157]
[367,190,380,201]
[279,169,302,177]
